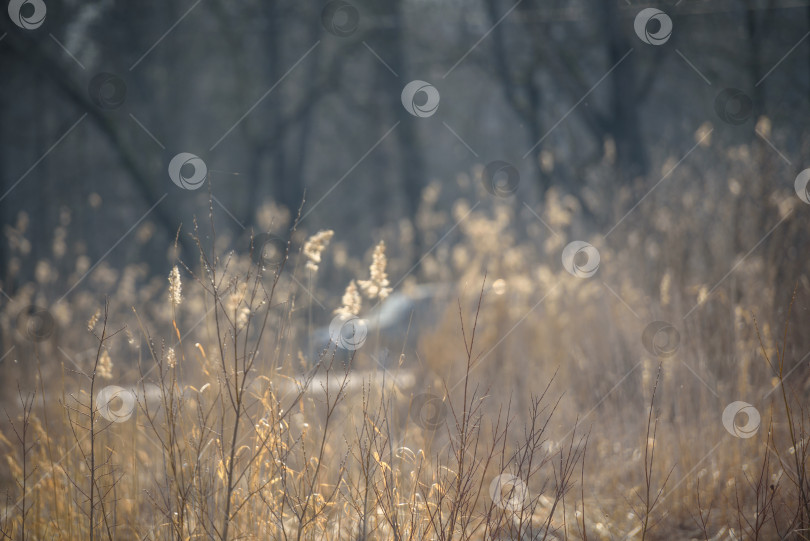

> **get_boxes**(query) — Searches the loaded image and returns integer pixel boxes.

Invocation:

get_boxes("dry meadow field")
[3,1,810,540]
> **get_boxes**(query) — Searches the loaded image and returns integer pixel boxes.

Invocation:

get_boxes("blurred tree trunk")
[485,0,548,197]
[486,0,603,225]
[262,0,306,217]
[0,93,6,290]
[599,0,649,185]
[287,11,322,216]
[743,0,769,236]
[372,0,426,259]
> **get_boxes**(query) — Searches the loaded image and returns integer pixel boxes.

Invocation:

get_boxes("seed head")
[303,230,334,273]
[87,309,100,332]
[336,280,362,316]
[97,349,113,380]
[358,241,392,301]
[167,347,177,369]
[168,266,182,307]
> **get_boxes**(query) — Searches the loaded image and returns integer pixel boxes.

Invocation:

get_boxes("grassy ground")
[1,179,809,540]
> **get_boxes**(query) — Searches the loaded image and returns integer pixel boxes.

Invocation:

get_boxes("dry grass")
[2,139,810,539]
